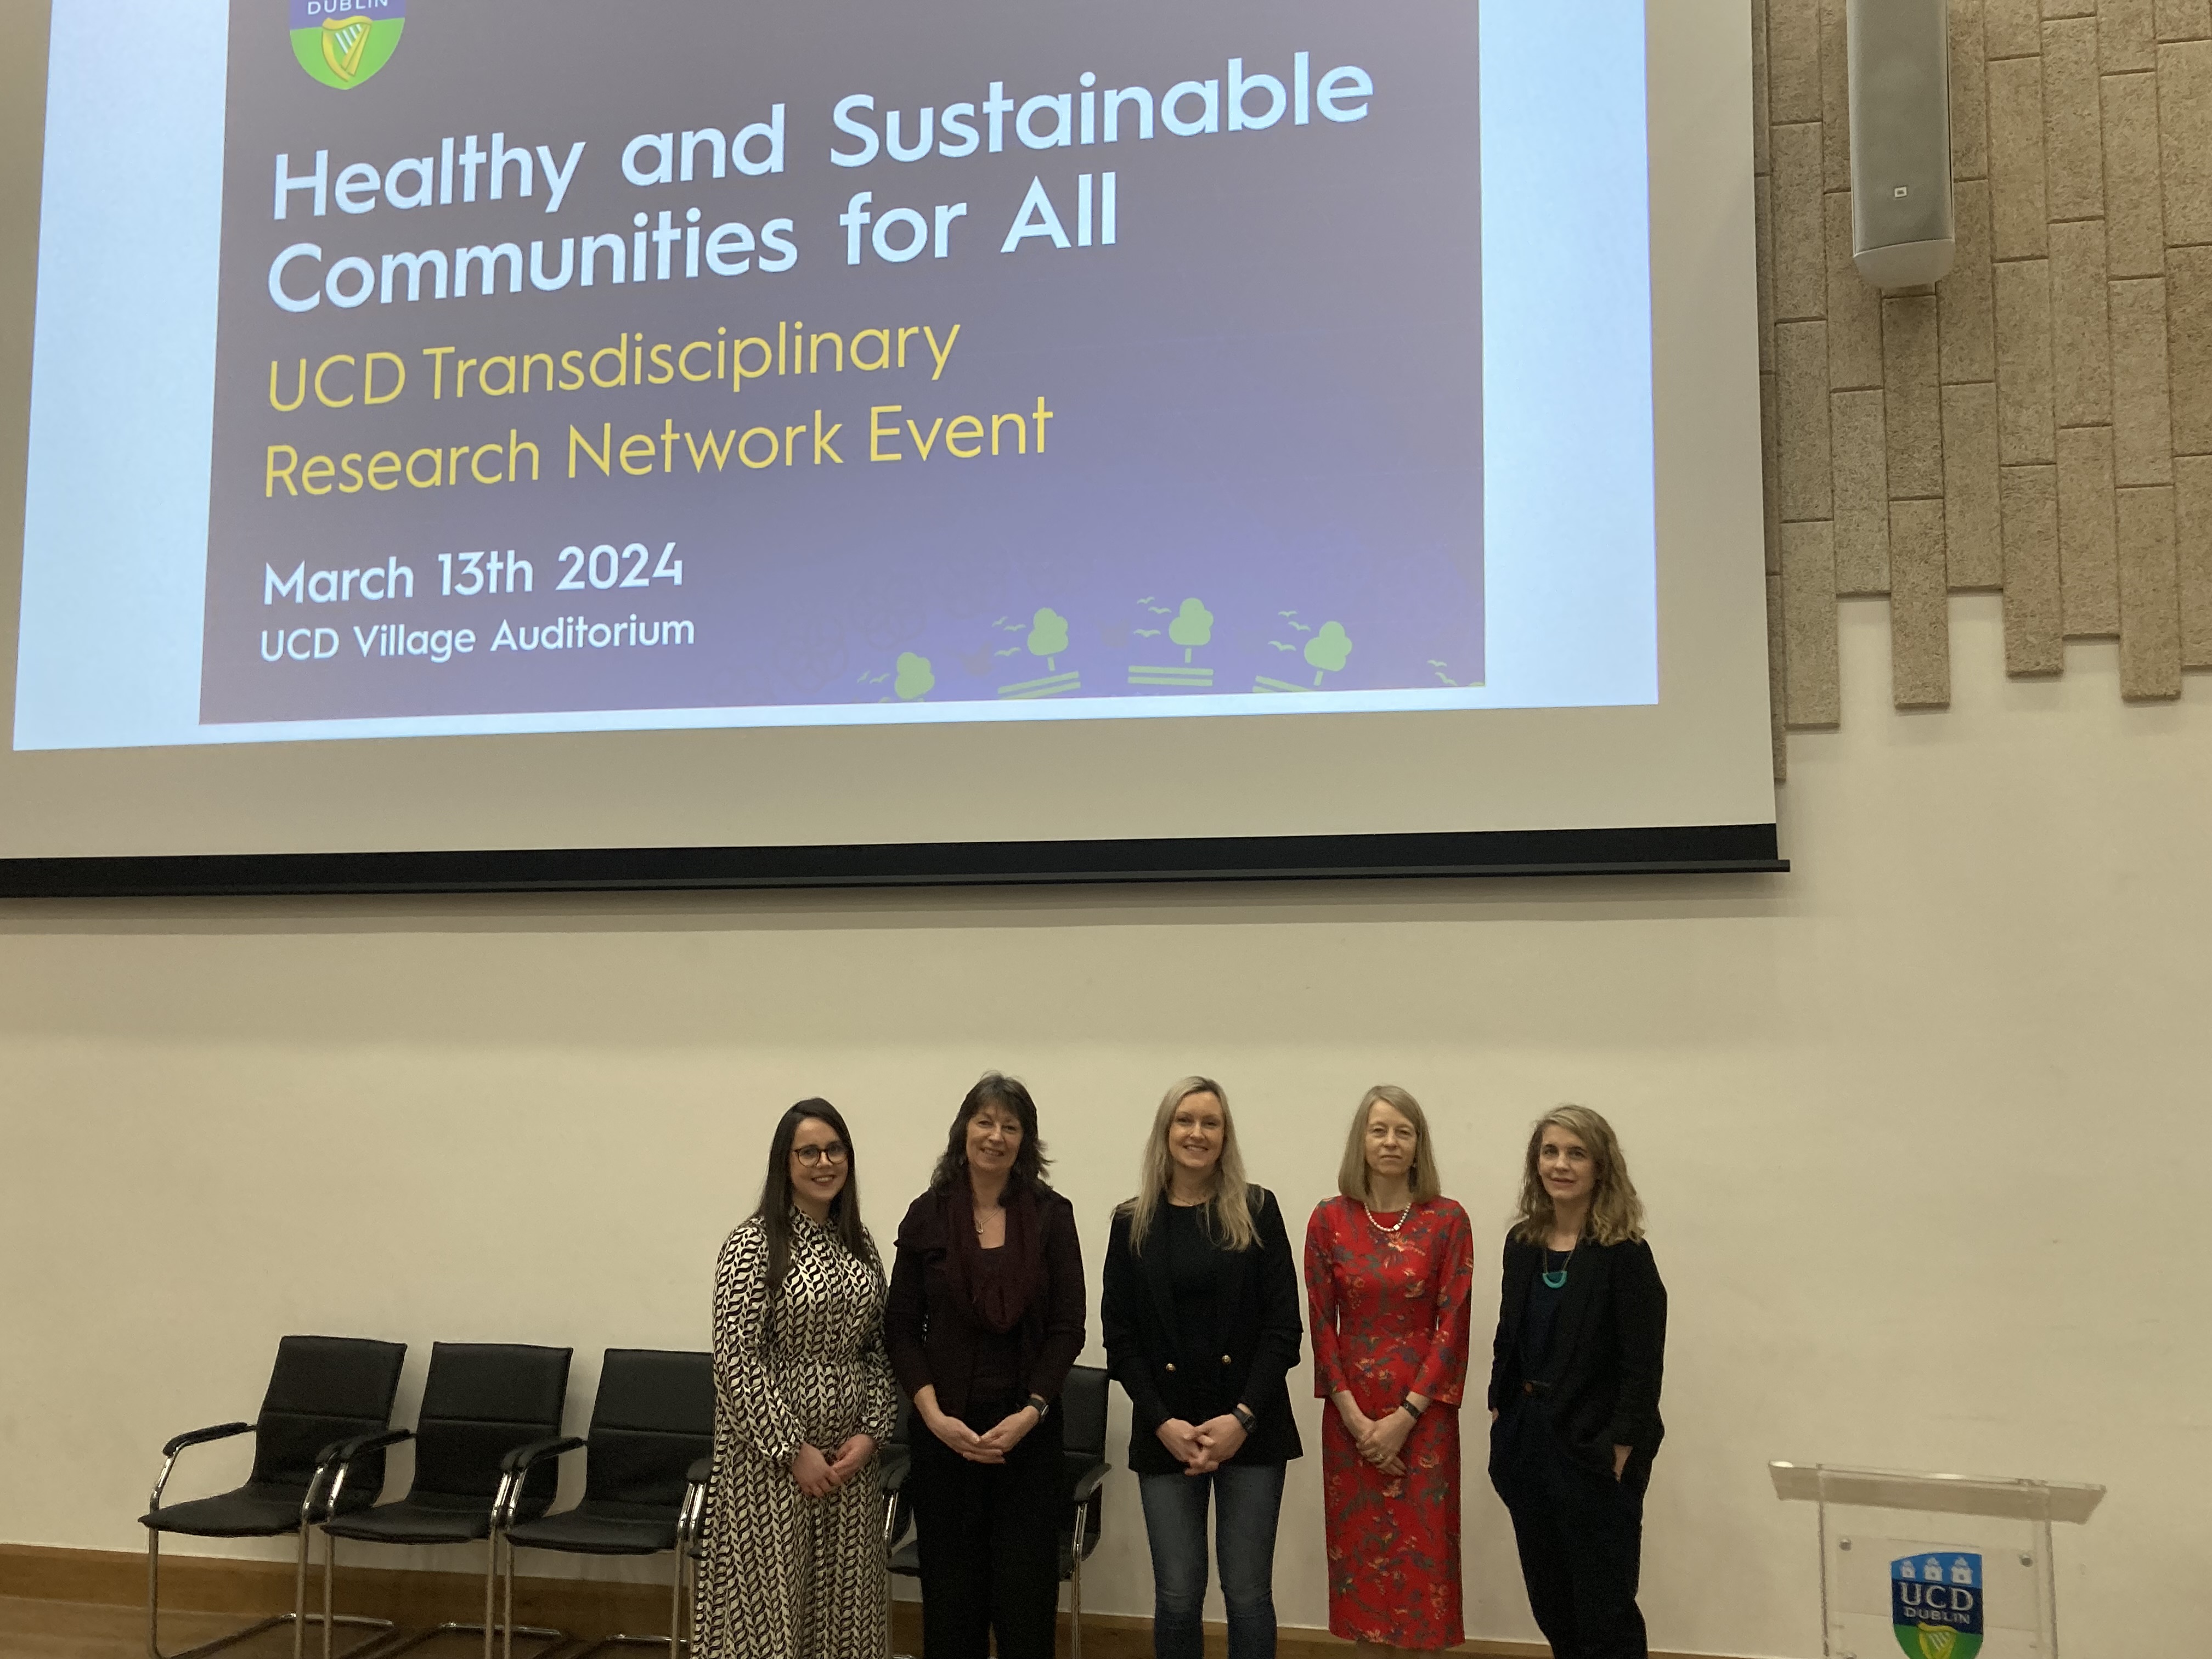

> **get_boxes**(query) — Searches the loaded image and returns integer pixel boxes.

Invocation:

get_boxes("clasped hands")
[1155,1412,1248,1475]
[918,1398,1040,1465]
[1334,1393,1413,1477]
[789,1433,878,1498]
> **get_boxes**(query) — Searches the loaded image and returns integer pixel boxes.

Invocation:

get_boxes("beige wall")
[3,600,2207,1656]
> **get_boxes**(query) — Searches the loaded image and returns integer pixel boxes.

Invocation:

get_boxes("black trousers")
[1489,1399,1649,1659]
[910,1400,1064,1659]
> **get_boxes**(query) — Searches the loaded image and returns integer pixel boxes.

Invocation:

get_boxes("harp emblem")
[289,0,407,89]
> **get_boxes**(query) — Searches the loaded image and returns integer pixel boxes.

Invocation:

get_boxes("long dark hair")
[928,1071,1051,1197]
[753,1098,878,1294]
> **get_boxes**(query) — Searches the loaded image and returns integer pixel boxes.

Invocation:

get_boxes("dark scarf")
[943,1180,1043,1334]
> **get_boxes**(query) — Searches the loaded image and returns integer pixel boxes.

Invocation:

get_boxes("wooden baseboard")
[0,1543,1723,1659]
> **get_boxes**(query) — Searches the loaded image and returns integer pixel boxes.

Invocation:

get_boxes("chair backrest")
[249,1335,408,1496]
[582,1348,713,1510]
[409,1343,573,1520]
[1059,1364,1109,1463]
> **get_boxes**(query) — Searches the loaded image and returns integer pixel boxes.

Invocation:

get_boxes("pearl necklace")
[1363,1200,1413,1233]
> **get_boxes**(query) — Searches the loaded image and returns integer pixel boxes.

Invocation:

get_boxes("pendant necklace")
[1543,1234,1580,1289]
[1364,1199,1412,1234]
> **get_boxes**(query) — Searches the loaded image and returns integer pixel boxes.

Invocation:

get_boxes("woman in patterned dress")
[1304,1085,1475,1658]
[699,1099,896,1659]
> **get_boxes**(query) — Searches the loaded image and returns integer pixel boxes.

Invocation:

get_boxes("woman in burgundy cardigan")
[887,1071,1087,1659]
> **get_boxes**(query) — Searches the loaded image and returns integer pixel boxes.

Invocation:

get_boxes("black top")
[965,1247,1024,1405]
[1487,1231,1667,1480]
[1517,1249,1571,1379]
[1102,1186,1306,1476]
[887,1186,1086,1422]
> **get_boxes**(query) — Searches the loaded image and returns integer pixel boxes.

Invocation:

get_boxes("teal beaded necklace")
[1542,1234,1581,1290]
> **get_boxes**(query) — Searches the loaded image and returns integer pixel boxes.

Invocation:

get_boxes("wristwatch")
[1027,1393,1051,1420]
[1401,1397,1427,1419]
[1232,1404,1257,1433]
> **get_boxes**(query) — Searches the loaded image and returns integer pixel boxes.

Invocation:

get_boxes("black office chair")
[882,1366,1113,1659]
[499,1350,715,1659]
[317,1343,573,1659]
[142,1335,407,1659]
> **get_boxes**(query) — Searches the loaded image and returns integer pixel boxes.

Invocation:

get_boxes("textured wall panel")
[1835,390,1894,593]
[2101,71,2168,274]
[1890,499,1955,705]
[2049,218,2114,426]
[2101,0,2160,70]
[1773,123,1829,320]
[1828,193,1886,388]
[1955,0,1994,177]
[1753,0,1774,176]
[1944,382,2008,586]
[2042,19,2108,219]
[2176,454,2212,665]
[1988,57,2053,256]
[1783,521,1842,725]
[1989,0,2050,57]
[2115,485,2183,693]
[2046,0,2097,16]
[1996,259,2058,461]
[2158,42,2212,245]
[2108,276,2175,484]
[1769,0,1824,121]
[2156,0,2212,38]
[2058,424,2124,631]
[1756,173,1778,376]
[1884,296,1947,498]
[1779,320,1837,520]
[1824,0,1854,188]
[2166,246,2212,453]
[1763,371,1784,574]
[2002,464,2067,670]
[1943,183,2001,381]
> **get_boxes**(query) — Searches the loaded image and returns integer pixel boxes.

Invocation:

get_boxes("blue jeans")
[1137,1460,1287,1659]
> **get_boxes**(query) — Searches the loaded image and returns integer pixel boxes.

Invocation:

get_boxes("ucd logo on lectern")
[1891,1554,1984,1659]
[290,0,406,90]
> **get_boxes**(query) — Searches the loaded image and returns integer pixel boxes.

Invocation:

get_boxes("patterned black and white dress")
[698,1210,897,1659]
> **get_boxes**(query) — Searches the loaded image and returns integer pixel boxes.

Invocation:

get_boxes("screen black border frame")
[0,822,1783,896]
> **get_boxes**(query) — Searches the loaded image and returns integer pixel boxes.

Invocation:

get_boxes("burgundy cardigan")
[886,1184,1087,1419]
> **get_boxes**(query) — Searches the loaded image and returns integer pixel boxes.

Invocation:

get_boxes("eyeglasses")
[794,1143,849,1167]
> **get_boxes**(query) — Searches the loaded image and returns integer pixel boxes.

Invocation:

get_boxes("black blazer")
[886,1185,1087,1421]
[1486,1232,1666,1477]
[1101,1186,1305,1475]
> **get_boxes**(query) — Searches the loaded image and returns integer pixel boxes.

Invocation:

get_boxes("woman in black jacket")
[1102,1077,1304,1659]
[1487,1105,1666,1659]
[888,1072,1086,1659]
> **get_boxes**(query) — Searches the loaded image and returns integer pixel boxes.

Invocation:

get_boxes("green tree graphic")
[1028,607,1070,670]
[1305,621,1353,686]
[1169,598,1214,663]
[895,652,935,700]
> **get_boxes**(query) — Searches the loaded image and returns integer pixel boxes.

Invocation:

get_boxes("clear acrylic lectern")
[1770,1462,2104,1659]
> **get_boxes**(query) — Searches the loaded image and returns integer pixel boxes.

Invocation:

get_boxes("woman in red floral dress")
[1305,1085,1475,1656]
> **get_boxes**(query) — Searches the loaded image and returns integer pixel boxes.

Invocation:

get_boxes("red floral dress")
[1305,1195,1475,1650]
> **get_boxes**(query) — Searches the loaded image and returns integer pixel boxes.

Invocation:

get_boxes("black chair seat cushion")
[505,1500,678,1558]
[323,1492,495,1546]
[143,1482,319,1538]
[889,1540,919,1576]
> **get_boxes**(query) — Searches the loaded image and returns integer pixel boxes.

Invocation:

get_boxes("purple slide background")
[201,0,1481,723]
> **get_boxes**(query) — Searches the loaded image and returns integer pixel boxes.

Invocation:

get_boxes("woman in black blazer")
[1102,1077,1304,1659]
[1487,1105,1666,1659]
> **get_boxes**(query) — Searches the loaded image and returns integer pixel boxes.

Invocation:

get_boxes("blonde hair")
[1510,1104,1645,1245]
[1123,1077,1257,1254]
[1336,1085,1443,1204]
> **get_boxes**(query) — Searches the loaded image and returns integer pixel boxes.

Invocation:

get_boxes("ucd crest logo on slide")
[1891,1554,1983,1659]
[290,0,405,90]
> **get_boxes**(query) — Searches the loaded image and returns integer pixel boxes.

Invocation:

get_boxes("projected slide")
[16,1,1656,749]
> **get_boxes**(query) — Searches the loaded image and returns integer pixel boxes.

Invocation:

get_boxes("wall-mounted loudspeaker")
[1847,0,1955,286]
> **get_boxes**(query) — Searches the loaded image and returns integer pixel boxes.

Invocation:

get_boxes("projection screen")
[0,0,1780,891]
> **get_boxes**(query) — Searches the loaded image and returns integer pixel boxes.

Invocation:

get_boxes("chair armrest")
[316,1427,413,1467]
[1069,1460,1110,1504]
[500,1435,585,1475]
[163,1421,252,1458]
[686,1455,713,1487]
